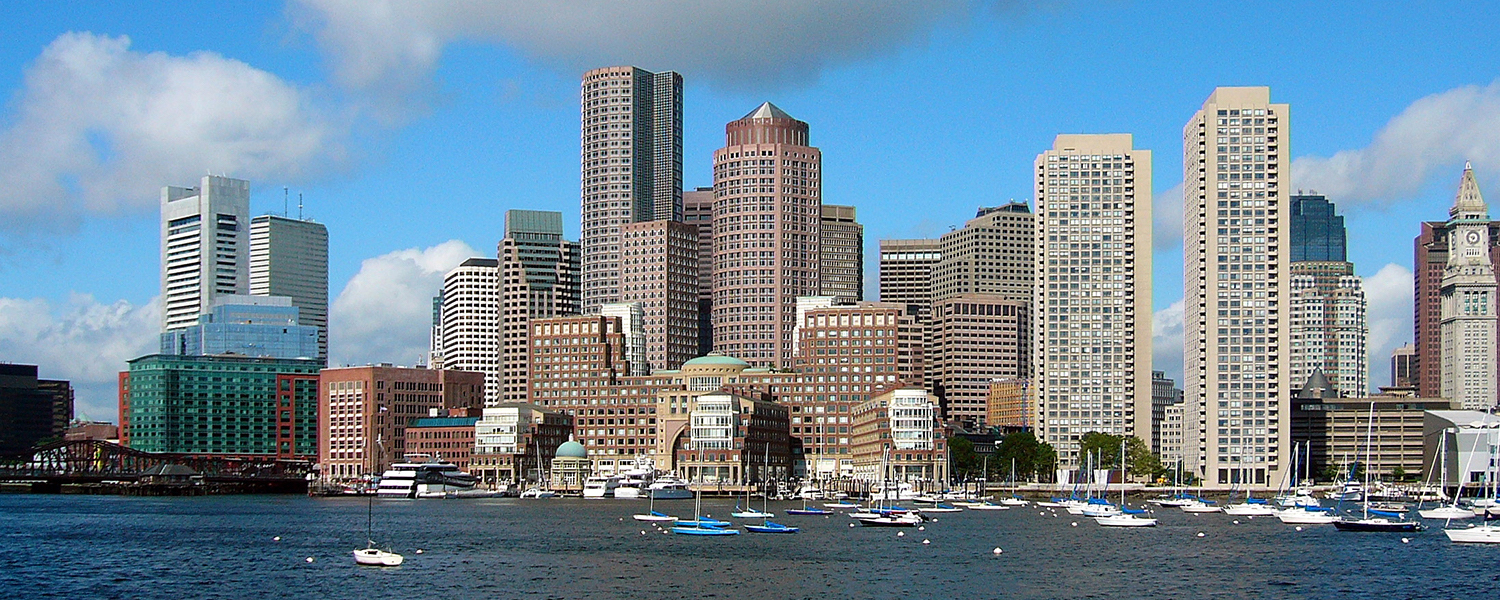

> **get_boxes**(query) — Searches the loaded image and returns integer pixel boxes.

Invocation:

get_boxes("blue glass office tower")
[1289,194,1347,262]
[160,295,319,360]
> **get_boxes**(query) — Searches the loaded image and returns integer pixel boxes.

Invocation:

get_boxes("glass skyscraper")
[1289,194,1347,262]
[160,295,319,360]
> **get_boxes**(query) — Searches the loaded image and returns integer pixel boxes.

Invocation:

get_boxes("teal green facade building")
[123,354,321,459]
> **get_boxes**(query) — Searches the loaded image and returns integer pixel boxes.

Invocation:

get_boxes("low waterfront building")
[851,387,948,484]
[64,421,119,442]
[550,436,591,492]
[661,390,791,484]
[1291,371,1456,479]
[0,364,73,456]
[121,354,320,459]
[318,365,485,481]
[471,403,573,487]
[1424,410,1500,486]
[404,409,481,471]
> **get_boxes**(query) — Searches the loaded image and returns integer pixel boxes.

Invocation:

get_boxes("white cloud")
[1362,263,1413,392]
[0,294,159,423]
[1153,182,1183,250]
[292,0,1032,105]
[1152,299,1184,384]
[0,32,346,237]
[1293,79,1500,204]
[329,240,479,368]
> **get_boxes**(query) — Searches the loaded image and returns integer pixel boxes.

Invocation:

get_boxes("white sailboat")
[1419,430,1474,520]
[732,446,774,518]
[1095,441,1156,527]
[1223,467,1276,516]
[353,436,404,567]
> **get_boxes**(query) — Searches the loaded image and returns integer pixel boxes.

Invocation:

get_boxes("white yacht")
[376,454,478,498]
[646,476,694,500]
[582,475,620,499]
[1445,523,1500,544]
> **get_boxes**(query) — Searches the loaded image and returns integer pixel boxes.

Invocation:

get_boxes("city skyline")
[3,3,1500,421]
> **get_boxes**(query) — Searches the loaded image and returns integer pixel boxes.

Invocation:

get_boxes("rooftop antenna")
[284,187,289,216]
[298,193,304,220]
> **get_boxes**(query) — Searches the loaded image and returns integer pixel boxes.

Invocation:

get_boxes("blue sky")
[2,1,1498,421]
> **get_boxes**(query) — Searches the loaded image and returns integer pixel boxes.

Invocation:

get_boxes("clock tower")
[1439,162,1497,409]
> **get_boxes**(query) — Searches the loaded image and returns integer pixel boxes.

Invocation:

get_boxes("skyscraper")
[684,187,716,355]
[618,219,698,371]
[819,204,864,303]
[160,176,249,332]
[711,102,822,368]
[1286,195,1366,398]
[1289,195,1346,262]
[580,66,684,313]
[250,214,329,363]
[498,210,581,403]
[877,238,942,322]
[441,258,499,403]
[1033,134,1153,465]
[1413,187,1500,401]
[931,202,1035,302]
[1390,342,1416,387]
[926,294,1029,428]
[1439,163,1498,410]
[600,302,648,376]
[1183,87,1292,486]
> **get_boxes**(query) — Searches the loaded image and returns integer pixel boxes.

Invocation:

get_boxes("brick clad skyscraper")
[711,103,822,368]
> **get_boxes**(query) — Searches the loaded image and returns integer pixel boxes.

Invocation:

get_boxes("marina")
[4,493,1499,599]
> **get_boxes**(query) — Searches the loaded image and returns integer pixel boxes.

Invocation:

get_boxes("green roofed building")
[121,354,321,459]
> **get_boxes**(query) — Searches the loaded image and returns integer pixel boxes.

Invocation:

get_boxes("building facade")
[711,102,823,368]
[1292,392,1455,480]
[441,258,500,403]
[619,219,699,371]
[1413,220,1500,400]
[161,176,250,332]
[930,202,1035,303]
[472,403,573,486]
[123,354,320,459]
[851,387,948,484]
[1288,194,1347,263]
[1151,371,1184,456]
[1288,262,1367,397]
[665,390,791,484]
[819,204,864,303]
[1182,86,1293,486]
[318,366,485,480]
[499,210,582,403]
[683,187,717,355]
[926,294,1029,429]
[987,378,1033,430]
[1438,164,1498,411]
[1033,133,1153,465]
[580,66,683,313]
[877,238,943,322]
[249,214,329,363]
[0,365,72,456]
[404,411,481,471]
[1390,342,1417,387]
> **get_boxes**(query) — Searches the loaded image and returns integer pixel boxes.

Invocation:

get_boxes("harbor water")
[2,494,1496,599]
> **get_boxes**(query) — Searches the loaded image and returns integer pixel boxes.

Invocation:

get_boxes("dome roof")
[682,353,750,368]
[555,437,587,459]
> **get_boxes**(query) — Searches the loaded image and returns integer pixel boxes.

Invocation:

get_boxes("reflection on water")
[0,495,1495,599]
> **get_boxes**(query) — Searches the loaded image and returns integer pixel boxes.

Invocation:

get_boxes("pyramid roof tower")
[1449,161,1488,221]
[742,102,794,121]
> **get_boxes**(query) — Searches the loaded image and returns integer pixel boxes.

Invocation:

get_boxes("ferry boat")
[376,454,478,498]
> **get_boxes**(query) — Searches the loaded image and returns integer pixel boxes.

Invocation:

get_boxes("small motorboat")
[519,487,557,499]
[745,521,800,534]
[353,545,404,567]
[1000,496,1029,507]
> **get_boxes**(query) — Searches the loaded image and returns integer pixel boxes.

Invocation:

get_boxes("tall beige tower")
[1183,87,1292,487]
[819,205,864,303]
[1033,134,1153,466]
[1439,163,1498,410]
[711,102,822,368]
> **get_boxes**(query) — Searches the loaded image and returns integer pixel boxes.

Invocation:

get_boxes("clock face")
[1468,230,1482,245]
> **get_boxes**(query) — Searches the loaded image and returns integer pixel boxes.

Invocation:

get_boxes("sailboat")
[671,479,738,535]
[632,471,679,522]
[1335,401,1424,533]
[1223,467,1276,516]
[1419,429,1475,520]
[744,465,798,533]
[999,457,1029,506]
[851,449,922,526]
[1095,440,1157,527]
[733,447,774,518]
[1275,445,1340,524]
[353,435,405,566]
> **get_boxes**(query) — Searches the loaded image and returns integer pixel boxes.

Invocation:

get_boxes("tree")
[1391,465,1407,482]
[994,431,1052,482]
[1078,431,1124,470]
[1125,436,1164,481]
[948,436,980,480]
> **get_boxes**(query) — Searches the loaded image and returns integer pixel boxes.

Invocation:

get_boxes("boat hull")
[1275,510,1340,524]
[785,508,833,515]
[352,549,404,566]
[1445,526,1500,543]
[672,526,739,536]
[1223,504,1277,516]
[1419,507,1476,520]
[1333,519,1423,532]
[745,522,800,534]
[1095,515,1158,527]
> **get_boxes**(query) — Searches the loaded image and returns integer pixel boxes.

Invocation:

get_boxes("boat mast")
[1362,401,1375,519]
